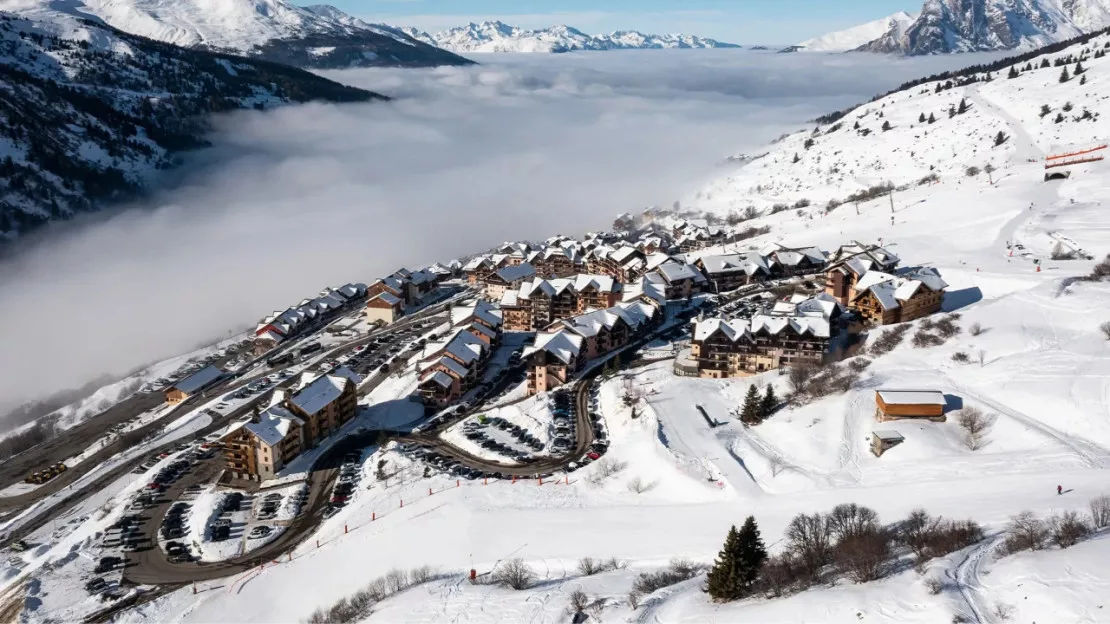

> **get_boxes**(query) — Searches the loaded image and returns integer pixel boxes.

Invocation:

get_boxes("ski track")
[947,536,1003,624]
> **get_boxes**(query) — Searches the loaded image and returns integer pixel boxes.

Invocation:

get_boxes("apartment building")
[824,243,901,306]
[849,267,947,325]
[222,405,305,481]
[500,274,623,331]
[483,263,536,302]
[690,293,844,378]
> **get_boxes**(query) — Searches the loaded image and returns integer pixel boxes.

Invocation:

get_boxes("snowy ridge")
[859,0,1110,55]
[796,11,917,52]
[689,29,1110,215]
[0,9,378,239]
[2,0,472,68]
[400,20,741,54]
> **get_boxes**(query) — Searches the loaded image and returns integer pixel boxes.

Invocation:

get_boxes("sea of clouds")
[0,48,1000,415]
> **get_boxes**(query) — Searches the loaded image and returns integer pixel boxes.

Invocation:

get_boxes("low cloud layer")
[0,49,997,412]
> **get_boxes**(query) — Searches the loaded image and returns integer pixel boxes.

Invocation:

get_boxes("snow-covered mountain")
[0,10,380,240]
[400,21,741,54]
[859,0,1110,55]
[796,11,917,52]
[2,0,472,69]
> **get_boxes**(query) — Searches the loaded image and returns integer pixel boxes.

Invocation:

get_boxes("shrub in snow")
[925,577,944,594]
[626,476,657,494]
[869,325,911,356]
[306,566,444,623]
[577,557,602,576]
[1002,511,1048,554]
[965,166,981,177]
[1090,495,1110,528]
[899,509,984,561]
[1100,322,1110,340]
[567,589,590,615]
[494,558,535,590]
[951,351,971,364]
[835,527,892,583]
[631,558,701,595]
[912,329,944,348]
[1047,510,1091,548]
[968,322,983,336]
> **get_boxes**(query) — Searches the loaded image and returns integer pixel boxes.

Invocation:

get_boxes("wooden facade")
[874,390,946,422]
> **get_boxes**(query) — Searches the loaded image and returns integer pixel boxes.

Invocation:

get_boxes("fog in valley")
[0,49,998,417]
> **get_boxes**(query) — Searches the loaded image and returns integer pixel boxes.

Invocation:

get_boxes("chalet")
[651,261,708,300]
[532,245,584,279]
[450,299,503,338]
[523,301,656,394]
[760,243,827,278]
[499,274,622,331]
[367,276,408,305]
[586,245,647,282]
[462,256,497,285]
[164,365,225,404]
[417,329,491,407]
[850,267,947,325]
[696,253,770,293]
[287,373,359,446]
[365,292,404,325]
[222,405,305,481]
[483,263,536,302]
[874,389,946,422]
[690,293,843,378]
[824,243,900,306]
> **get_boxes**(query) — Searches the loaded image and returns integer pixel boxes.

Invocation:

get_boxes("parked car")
[85,577,108,593]
[248,526,271,539]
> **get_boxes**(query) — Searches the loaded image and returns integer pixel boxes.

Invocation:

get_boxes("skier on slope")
[1058,484,1063,495]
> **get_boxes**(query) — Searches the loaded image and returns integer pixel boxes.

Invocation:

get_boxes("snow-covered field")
[9,28,1110,624]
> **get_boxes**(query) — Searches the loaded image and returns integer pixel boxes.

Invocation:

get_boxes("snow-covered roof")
[290,374,351,416]
[466,321,497,340]
[853,268,945,311]
[694,293,837,342]
[368,292,403,307]
[421,371,455,389]
[331,366,362,386]
[170,365,224,395]
[655,261,706,284]
[493,262,536,283]
[462,256,492,271]
[622,276,666,307]
[451,299,502,328]
[699,252,769,276]
[422,356,470,379]
[244,405,303,448]
[256,330,284,344]
[572,274,619,293]
[876,390,946,406]
[873,430,905,441]
[523,330,584,364]
[645,252,674,271]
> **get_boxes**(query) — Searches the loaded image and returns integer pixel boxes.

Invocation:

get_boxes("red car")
[330,494,348,504]
[587,452,601,460]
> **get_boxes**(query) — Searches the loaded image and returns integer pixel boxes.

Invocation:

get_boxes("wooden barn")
[874,389,947,422]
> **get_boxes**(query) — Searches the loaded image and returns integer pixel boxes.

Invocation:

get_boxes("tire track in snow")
[947,536,1003,624]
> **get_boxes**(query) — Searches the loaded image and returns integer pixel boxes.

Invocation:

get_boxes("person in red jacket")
[1058,484,1063,495]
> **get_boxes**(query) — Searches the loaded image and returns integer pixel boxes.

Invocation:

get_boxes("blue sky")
[307,0,922,44]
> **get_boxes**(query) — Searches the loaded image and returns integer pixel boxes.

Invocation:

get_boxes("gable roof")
[699,252,769,277]
[170,365,224,395]
[290,375,351,417]
[420,370,455,389]
[369,292,403,307]
[876,389,946,406]
[244,405,303,448]
[523,331,584,364]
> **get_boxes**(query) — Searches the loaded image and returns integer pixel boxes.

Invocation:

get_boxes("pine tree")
[1060,67,1070,83]
[1007,66,1019,79]
[853,120,860,130]
[759,385,777,418]
[948,105,956,119]
[927,112,936,124]
[706,525,744,601]
[1040,58,1051,69]
[918,112,926,123]
[1055,112,1065,124]
[1081,74,1088,85]
[881,120,892,132]
[792,152,800,163]
[740,385,761,424]
[957,98,968,114]
[994,131,1007,147]
[1074,61,1085,75]
[736,516,767,590]
[1040,104,1051,118]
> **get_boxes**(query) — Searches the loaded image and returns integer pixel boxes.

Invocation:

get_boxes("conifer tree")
[792,152,800,163]
[927,112,936,124]
[706,525,744,601]
[957,98,968,114]
[881,120,892,132]
[760,385,777,418]
[918,112,926,123]
[736,516,767,590]
[1060,67,1070,83]
[1081,74,1088,85]
[994,131,1008,146]
[1007,66,1019,79]
[1074,61,1085,75]
[740,385,761,424]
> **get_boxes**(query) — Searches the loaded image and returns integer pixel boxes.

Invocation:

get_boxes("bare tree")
[835,528,892,583]
[1090,494,1110,528]
[787,363,817,396]
[568,589,590,615]
[494,558,535,590]
[627,476,656,494]
[925,577,943,595]
[827,503,880,542]
[785,513,833,578]
[958,408,994,451]
[1047,510,1091,548]
[589,459,628,484]
[577,557,601,576]
[993,603,1014,622]
[385,569,410,594]
[977,349,987,367]
[628,591,641,609]
[769,457,785,477]
[968,322,983,336]
[1101,322,1110,340]
[1003,511,1047,553]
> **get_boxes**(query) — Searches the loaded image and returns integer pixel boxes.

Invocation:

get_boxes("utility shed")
[871,430,905,457]
[875,389,946,422]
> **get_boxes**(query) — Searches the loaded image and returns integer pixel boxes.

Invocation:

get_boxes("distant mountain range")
[796,0,1110,55]
[4,0,472,69]
[398,21,741,54]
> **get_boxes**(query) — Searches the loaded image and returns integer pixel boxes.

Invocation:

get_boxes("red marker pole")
[372,511,376,521]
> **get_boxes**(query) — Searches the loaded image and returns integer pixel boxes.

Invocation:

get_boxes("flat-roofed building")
[874,389,947,422]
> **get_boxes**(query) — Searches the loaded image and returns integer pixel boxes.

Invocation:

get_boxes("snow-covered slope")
[860,0,1110,55]
[401,20,741,54]
[0,10,379,240]
[797,11,917,52]
[2,0,472,68]
[690,28,1110,215]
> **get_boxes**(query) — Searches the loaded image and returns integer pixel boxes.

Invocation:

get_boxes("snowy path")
[968,87,1044,162]
[948,537,1003,624]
